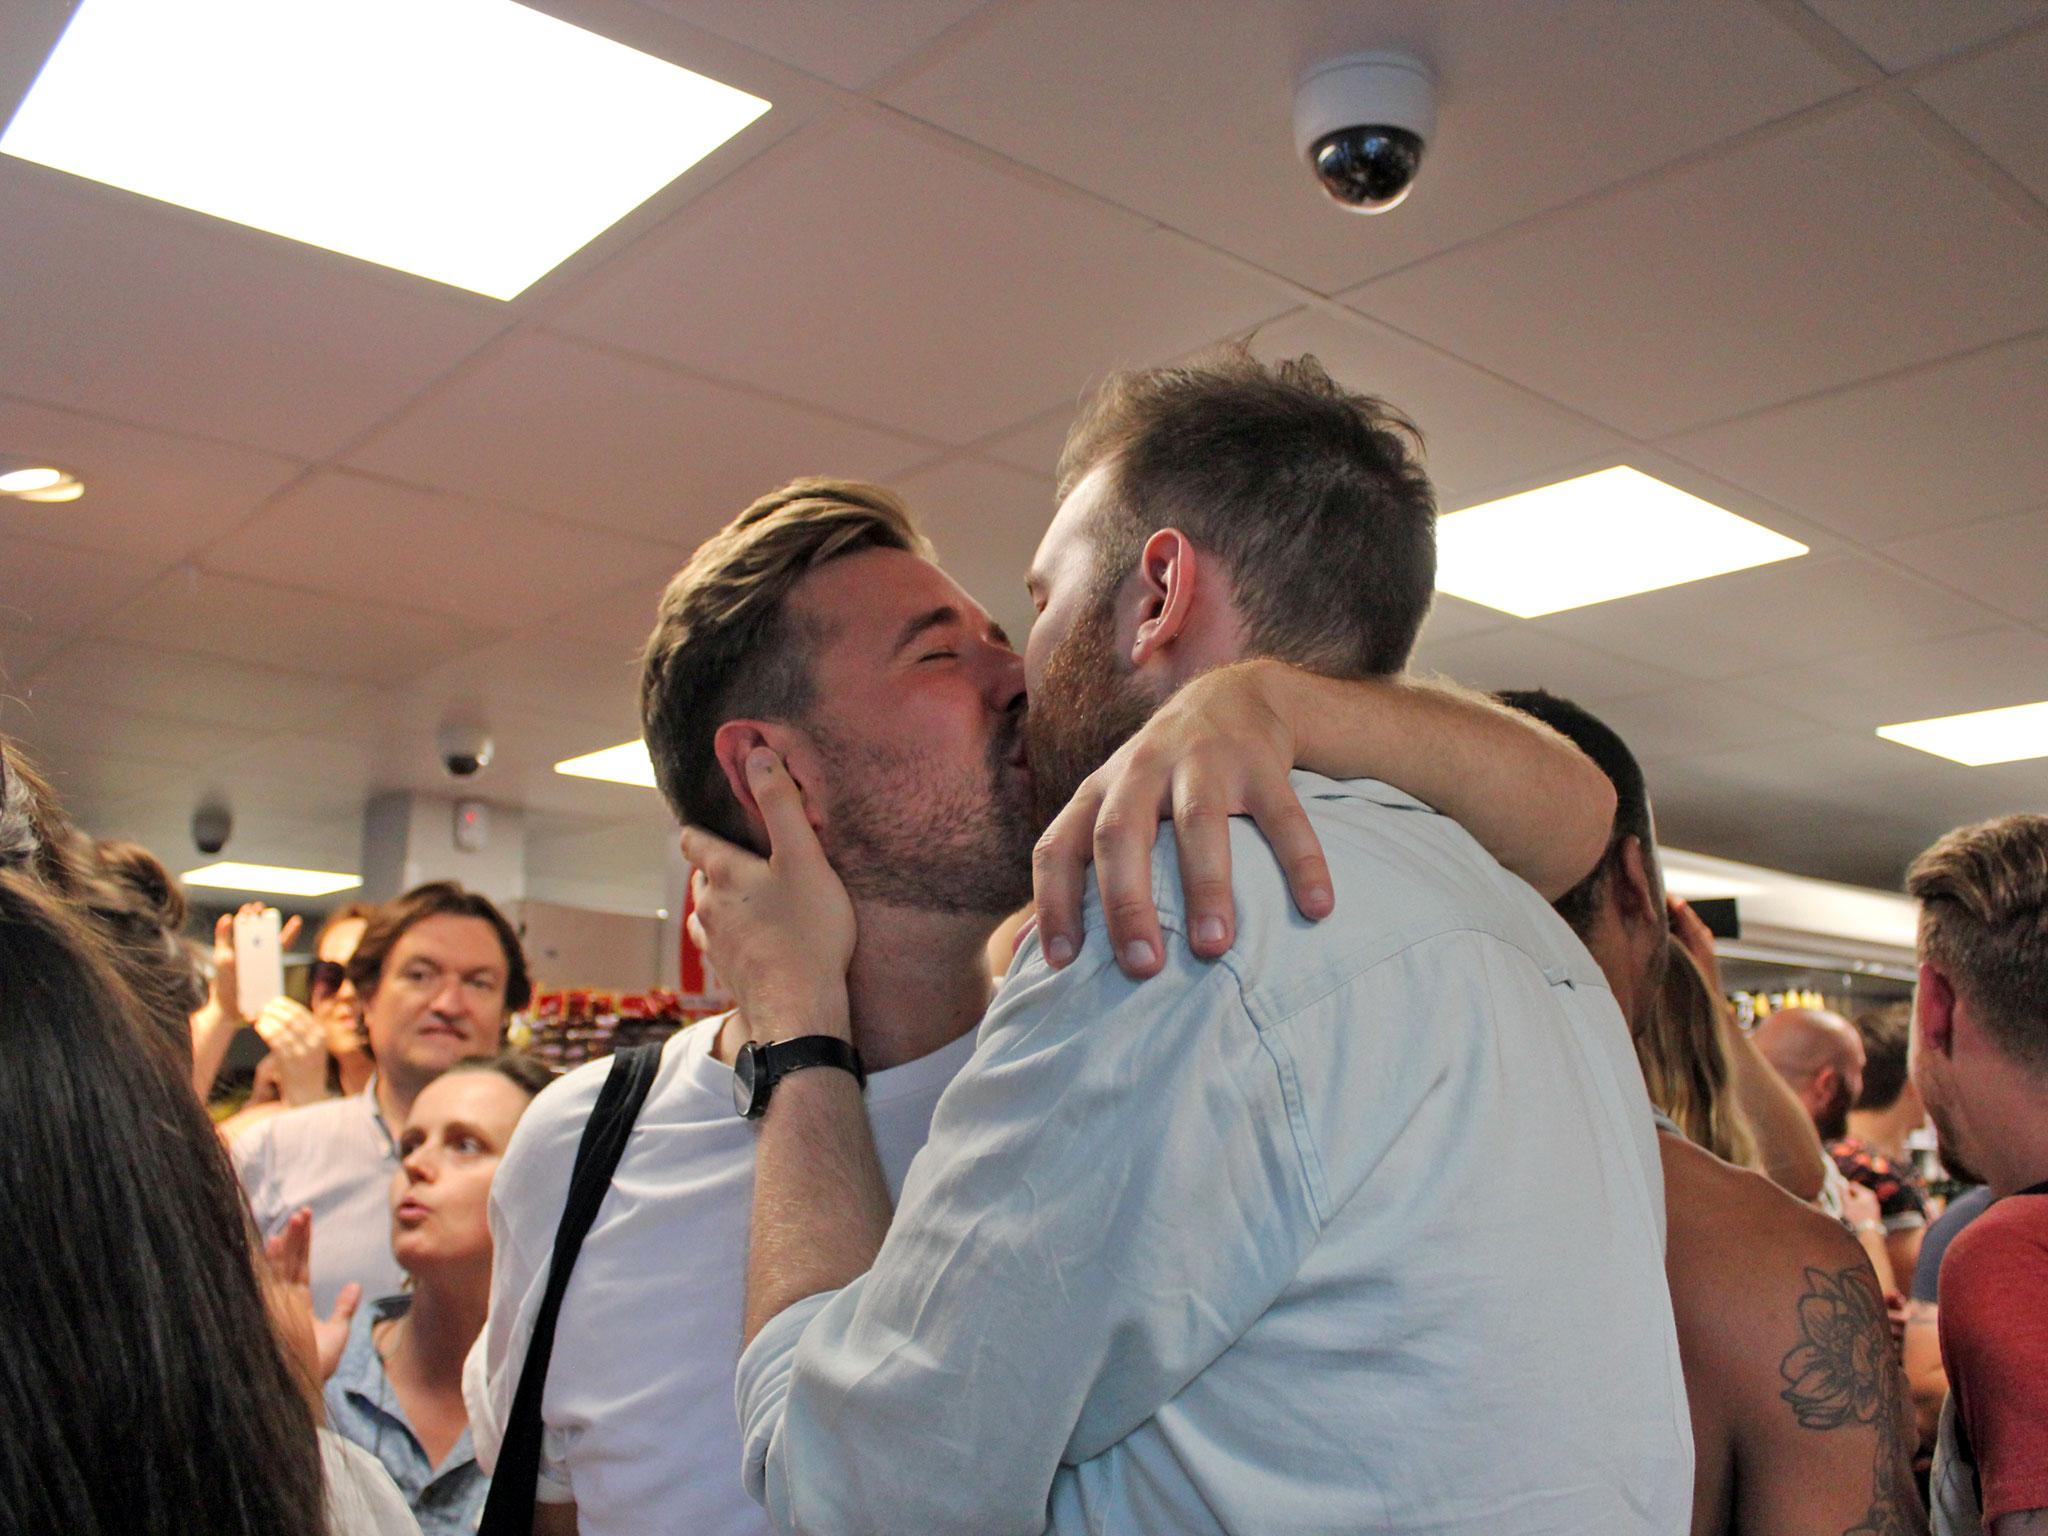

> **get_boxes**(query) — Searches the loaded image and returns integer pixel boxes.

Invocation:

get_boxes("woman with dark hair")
[0,868,427,1534]
[322,1053,555,1534]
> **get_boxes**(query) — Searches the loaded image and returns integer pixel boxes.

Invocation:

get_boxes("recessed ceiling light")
[1,0,771,301]
[183,861,364,897]
[1877,700,2048,766]
[555,740,658,788]
[0,466,65,494]
[1434,466,1809,618]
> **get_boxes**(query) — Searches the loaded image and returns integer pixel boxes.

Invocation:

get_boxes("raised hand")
[263,1207,361,1384]
[680,748,856,1046]
[253,996,330,1106]
[1032,660,1332,980]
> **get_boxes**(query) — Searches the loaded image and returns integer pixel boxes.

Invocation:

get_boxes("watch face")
[732,1043,759,1118]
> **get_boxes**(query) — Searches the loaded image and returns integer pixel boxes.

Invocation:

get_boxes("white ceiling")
[3,0,2046,910]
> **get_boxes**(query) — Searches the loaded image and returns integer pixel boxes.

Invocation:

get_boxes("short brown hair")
[346,881,531,1013]
[1852,1003,1914,1111]
[1907,814,2048,1074]
[1057,344,1437,677]
[640,478,930,843]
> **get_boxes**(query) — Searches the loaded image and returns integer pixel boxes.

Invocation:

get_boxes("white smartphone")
[232,907,285,1020]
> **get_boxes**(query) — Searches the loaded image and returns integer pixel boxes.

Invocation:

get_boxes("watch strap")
[749,1036,860,1122]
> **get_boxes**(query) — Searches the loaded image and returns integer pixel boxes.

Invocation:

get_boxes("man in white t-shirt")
[470,475,1621,1535]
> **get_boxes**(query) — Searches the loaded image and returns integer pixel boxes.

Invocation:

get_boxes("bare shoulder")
[1661,1135,1926,1536]
[1664,1136,1865,1399]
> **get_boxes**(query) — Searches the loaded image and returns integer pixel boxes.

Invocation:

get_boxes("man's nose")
[430,976,469,1018]
[989,645,1027,711]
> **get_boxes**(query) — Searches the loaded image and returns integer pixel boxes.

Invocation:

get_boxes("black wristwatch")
[732,1036,866,1120]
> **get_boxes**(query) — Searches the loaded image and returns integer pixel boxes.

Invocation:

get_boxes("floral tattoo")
[1778,1264,1926,1536]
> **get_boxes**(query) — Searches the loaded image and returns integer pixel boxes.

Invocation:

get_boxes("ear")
[1809,1064,1839,1108]
[1915,961,1957,1057]
[1128,528,1199,669]
[709,720,820,844]
[1611,836,1660,929]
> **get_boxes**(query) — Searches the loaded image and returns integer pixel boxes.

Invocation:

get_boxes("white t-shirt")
[466,1015,975,1536]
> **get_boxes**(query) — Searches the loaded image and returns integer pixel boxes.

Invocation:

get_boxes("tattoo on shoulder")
[1778,1264,1926,1536]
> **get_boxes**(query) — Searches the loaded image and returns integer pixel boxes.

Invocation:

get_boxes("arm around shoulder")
[1276,667,1618,898]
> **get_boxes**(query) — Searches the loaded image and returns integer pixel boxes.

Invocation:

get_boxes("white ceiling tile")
[91,569,489,687]
[0,623,65,679]
[0,160,511,460]
[203,470,677,629]
[1802,0,2048,72]
[0,395,306,562]
[893,454,1052,649]
[563,571,685,656]
[1915,26,2048,203]
[346,329,933,544]
[396,633,647,734]
[1645,741,1941,889]
[1723,625,2048,732]
[1664,331,2048,544]
[1410,624,1683,704]
[1346,101,2048,437]
[981,406,1079,479]
[20,641,367,734]
[1416,594,1511,647]
[1579,681,1835,766]
[1530,553,2004,682]
[883,0,1847,294]
[1,532,165,652]
[635,0,990,89]
[187,730,382,820]
[550,110,1297,445]
[1249,309,1629,500]
[1881,507,2048,625]
[95,794,367,881]
[0,693,260,770]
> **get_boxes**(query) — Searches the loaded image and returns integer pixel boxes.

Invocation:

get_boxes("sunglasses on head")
[308,959,348,1001]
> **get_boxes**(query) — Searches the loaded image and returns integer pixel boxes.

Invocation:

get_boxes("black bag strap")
[478,1043,664,1536]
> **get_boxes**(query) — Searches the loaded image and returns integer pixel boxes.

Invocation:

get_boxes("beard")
[1815,1077,1854,1142]
[1024,596,1155,831]
[809,709,1037,918]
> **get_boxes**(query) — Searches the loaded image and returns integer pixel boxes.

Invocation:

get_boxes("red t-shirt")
[1939,1189,2048,1524]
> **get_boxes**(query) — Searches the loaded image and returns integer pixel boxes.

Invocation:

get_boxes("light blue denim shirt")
[326,1294,487,1536]
[738,773,1692,1535]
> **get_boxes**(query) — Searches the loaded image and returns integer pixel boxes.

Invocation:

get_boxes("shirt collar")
[332,1292,410,1407]
[359,1073,398,1158]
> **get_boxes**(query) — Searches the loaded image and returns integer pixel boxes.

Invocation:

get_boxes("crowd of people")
[1,345,2042,1536]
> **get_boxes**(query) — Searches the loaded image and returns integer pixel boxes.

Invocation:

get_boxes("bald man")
[1755,1008,1868,1143]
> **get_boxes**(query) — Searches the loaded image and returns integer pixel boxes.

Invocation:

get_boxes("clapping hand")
[262,1207,361,1385]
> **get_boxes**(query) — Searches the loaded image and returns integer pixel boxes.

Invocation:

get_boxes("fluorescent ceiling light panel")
[183,862,364,897]
[1877,700,2048,766]
[1435,466,1808,618]
[1,0,770,300]
[555,740,658,788]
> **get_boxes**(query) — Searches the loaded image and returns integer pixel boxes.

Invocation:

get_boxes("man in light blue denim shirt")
[707,349,1692,1533]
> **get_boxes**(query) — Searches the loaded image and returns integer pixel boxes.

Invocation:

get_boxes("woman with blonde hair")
[1639,935,1760,1170]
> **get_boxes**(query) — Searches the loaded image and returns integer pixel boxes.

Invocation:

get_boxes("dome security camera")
[192,803,233,856]
[437,722,495,779]
[1294,52,1437,214]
